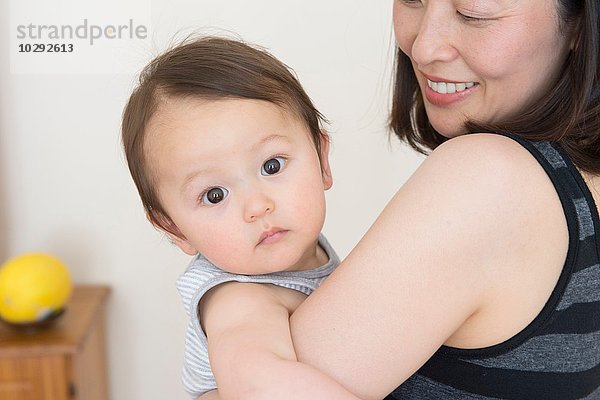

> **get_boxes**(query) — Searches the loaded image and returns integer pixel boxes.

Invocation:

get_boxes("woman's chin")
[430,123,468,139]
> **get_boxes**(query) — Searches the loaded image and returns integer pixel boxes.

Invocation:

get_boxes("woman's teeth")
[427,79,476,94]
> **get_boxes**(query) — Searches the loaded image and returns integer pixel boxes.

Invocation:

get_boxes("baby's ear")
[319,130,333,190]
[147,211,198,256]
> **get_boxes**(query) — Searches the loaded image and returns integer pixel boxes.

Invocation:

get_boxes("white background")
[0,1,423,398]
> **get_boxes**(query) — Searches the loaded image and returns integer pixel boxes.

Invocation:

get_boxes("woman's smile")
[422,74,479,106]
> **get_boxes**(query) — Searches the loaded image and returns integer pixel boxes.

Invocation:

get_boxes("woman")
[291,0,600,399]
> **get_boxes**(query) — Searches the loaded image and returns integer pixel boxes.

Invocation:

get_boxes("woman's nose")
[410,9,458,67]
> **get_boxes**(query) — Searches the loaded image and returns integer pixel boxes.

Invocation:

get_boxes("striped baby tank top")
[175,234,339,398]
[388,133,600,399]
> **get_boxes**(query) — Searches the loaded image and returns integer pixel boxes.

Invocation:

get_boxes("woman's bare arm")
[291,134,567,400]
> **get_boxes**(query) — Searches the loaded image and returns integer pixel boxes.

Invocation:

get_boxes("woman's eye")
[261,157,287,176]
[201,187,229,205]
[398,0,422,7]
[457,10,487,22]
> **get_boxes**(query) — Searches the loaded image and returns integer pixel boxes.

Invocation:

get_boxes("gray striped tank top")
[175,234,339,398]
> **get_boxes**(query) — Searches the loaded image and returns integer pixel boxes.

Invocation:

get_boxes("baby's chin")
[215,258,296,276]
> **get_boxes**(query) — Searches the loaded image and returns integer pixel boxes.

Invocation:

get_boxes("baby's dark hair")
[121,36,327,235]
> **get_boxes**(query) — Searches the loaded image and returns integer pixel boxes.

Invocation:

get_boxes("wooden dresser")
[0,285,110,400]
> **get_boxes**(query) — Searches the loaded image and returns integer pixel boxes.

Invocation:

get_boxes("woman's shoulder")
[410,133,548,206]
[426,133,536,179]
[404,132,566,265]
[416,133,560,208]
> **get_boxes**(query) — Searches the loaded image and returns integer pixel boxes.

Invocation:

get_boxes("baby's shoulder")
[176,255,226,314]
[204,281,307,316]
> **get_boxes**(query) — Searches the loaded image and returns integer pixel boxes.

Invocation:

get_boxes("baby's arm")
[198,390,220,400]
[200,281,362,400]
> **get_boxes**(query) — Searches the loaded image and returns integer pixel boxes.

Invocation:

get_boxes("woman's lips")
[427,79,475,94]
[422,76,479,107]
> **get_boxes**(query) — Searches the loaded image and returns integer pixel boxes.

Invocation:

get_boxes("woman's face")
[393,0,572,137]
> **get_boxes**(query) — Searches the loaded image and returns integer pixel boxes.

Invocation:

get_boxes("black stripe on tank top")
[418,354,600,400]
[545,301,600,334]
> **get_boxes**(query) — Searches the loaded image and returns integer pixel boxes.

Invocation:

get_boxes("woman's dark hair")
[121,36,327,235]
[390,0,600,173]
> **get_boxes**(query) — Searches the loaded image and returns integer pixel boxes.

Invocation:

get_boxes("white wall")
[0,1,423,399]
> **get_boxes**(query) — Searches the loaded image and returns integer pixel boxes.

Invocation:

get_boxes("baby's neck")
[292,243,329,272]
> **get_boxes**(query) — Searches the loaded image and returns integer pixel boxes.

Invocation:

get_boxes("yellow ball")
[0,253,72,324]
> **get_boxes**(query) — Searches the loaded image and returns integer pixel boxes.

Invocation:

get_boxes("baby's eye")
[201,187,229,205]
[261,157,287,176]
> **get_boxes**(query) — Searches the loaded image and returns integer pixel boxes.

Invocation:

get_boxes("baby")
[121,37,359,399]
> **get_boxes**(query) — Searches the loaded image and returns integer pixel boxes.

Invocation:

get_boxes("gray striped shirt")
[175,234,339,398]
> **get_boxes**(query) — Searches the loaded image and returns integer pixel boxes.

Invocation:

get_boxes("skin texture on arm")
[200,281,363,400]
[290,134,568,400]
[198,390,220,400]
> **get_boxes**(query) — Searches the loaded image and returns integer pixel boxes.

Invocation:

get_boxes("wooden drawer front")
[0,355,69,400]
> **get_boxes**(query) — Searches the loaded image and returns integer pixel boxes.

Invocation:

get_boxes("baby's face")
[146,97,332,274]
